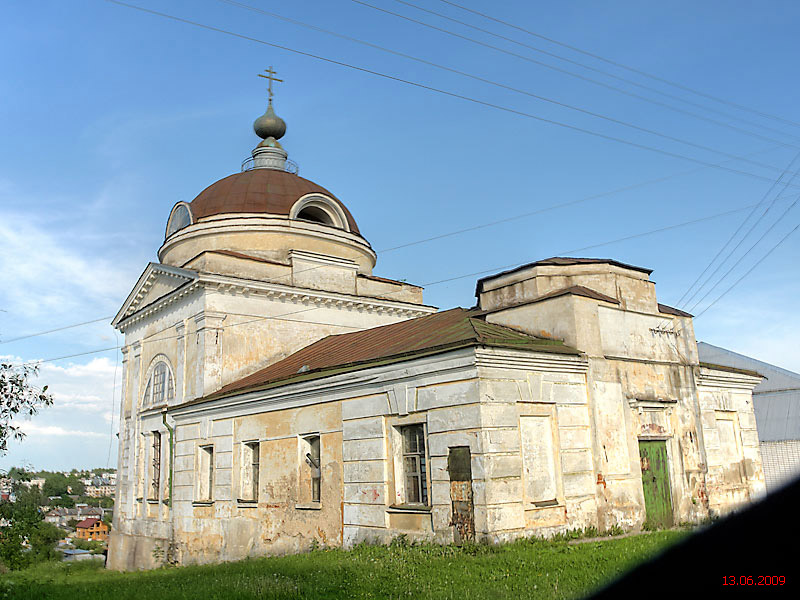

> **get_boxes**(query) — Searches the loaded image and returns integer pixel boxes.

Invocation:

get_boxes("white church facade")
[108,83,766,570]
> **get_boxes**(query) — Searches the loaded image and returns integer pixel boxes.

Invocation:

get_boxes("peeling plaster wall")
[696,368,766,515]
[110,251,434,570]
[480,261,764,532]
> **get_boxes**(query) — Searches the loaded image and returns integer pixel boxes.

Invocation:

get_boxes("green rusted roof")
[209,308,579,400]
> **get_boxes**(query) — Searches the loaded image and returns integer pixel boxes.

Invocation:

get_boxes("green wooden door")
[639,440,674,529]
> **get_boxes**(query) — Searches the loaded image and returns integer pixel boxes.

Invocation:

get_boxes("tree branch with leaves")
[0,363,54,454]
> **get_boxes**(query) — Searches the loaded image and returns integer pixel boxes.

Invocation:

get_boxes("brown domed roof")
[189,169,360,235]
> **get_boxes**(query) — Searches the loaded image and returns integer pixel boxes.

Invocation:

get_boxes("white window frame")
[239,440,260,502]
[141,356,175,409]
[392,423,430,507]
[196,444,214,502]
[298,433,321,505]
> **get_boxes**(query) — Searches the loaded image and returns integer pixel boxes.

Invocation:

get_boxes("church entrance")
[639,440,674,529]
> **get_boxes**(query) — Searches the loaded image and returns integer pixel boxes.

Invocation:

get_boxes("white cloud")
[0,214,131,319]
[0,355,120,471]
[21,423,106,438]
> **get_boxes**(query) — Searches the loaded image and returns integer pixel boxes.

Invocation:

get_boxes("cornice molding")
[475,347,588,374]
[113,262,198,329]
[200,273,436,317]
[696,366,762,390]
[116,268,436,331]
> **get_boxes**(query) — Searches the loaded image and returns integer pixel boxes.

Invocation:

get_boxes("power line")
[676,150,800,307]
[9,1,792,348]
[221,0,800,151]
[438,0,800,132]
[217,0,800,175]
[17,198,766,365]
[102,0,800,189]
[2,146,779,347]
[0,317,115,345]
[416,202,769,288]
[684,153,800,309]
[353,0,800,147]
[686,193,800,314]
[694,223,799,318]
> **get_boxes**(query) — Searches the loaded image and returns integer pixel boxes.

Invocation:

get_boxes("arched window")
[290,195,349,231]
[165,203,193,239]
[296,205,334,225]
[142,358,175,408]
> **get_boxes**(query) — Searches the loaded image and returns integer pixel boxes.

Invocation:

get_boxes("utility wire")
[694,223,799,318]
[438,0,800,132]
[676,150,800,307]
[1,146,780,347]
[687,193,800,314]
[219,0,800,170]
[102,0,800,189]
[11,1,794,346]
[354,0,800,147]
[17,199,766,365]
[0,317,115,345]
[684,155,800,308]
[221,0,800,151]
[11,2,788,356]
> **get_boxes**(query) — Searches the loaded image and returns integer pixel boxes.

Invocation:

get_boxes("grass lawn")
[0,530,686,600]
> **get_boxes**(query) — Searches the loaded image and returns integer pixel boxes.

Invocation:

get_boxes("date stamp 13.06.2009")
[722,575,785,587]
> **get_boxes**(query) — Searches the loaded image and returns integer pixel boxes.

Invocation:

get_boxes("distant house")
[86,484,116,498]
[75,518,109,541]
[46,506,106,527]
[60,548,103,562]
[698,342,800,492]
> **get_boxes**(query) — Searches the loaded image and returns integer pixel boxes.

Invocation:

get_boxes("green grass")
[0,531,686,600]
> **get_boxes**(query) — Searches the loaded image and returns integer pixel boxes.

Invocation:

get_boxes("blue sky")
[2,0,799,471]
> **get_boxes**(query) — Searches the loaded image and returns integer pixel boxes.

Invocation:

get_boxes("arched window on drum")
[142,358,175,408]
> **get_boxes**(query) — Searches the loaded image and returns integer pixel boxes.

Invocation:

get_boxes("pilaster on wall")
[174,321,186,405]
[114,346,132,527]
[193,312,226,399]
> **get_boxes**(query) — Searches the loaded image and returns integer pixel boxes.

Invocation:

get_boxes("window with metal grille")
[150,432,161,500]
[401,424,428,505]
[302,435,321,503]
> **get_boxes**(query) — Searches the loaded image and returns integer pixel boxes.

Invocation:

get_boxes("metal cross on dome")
[257,66,283,103]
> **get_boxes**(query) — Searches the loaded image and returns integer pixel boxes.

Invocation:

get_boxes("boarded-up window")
[520,416,558,506]
[717,412,742,463]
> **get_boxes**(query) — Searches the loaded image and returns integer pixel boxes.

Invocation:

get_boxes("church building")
[108,76,766,570]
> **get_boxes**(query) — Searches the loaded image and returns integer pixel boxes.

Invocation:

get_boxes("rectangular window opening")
[401,424,428,505]
[301,434,321,504]
[242,441,260,502]
[198,445,214,501]
[149,431,161,501]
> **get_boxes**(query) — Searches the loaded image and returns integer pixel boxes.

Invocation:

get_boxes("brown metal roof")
[480,285,620,314]
[210,308,579,399]
[475,257,653,295]
[699,362,763,379]
[358,273,422,289]
[657,303,693,318]
[188,169,361,235]
[75,518,101,529]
